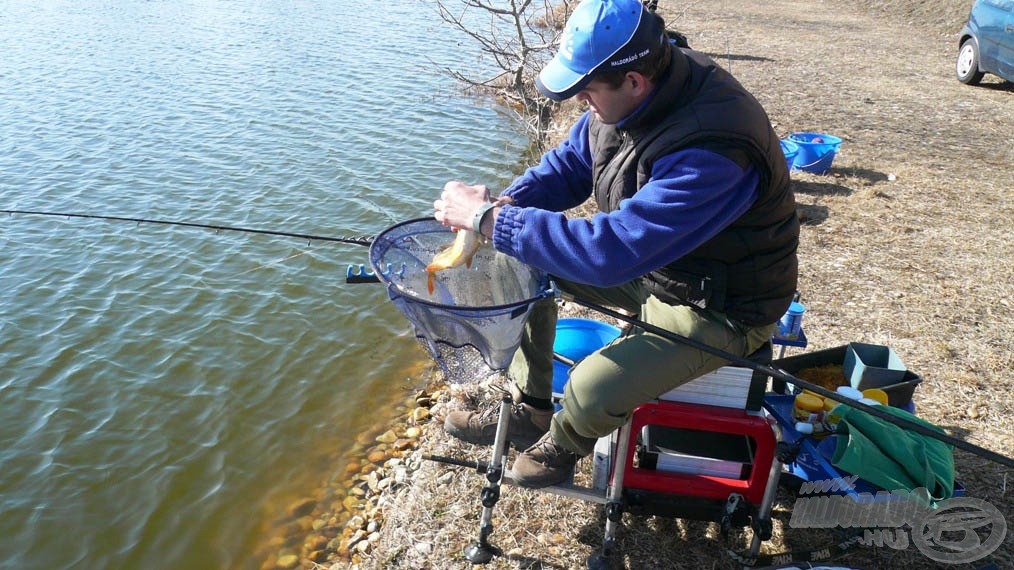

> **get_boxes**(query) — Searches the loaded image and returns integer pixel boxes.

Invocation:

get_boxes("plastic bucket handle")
[789,132,842,174]
[795,154,834,171]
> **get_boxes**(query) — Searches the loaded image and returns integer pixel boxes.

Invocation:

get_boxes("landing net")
[370,218,553,383]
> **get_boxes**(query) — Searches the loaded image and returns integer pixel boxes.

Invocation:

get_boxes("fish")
[425,228,485,294]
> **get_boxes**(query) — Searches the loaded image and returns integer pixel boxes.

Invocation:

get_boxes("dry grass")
[355,1,1013,568]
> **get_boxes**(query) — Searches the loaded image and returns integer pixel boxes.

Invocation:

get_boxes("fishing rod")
[563,293,1014,469]
[2,209,374,247]
[18,206,1001,467]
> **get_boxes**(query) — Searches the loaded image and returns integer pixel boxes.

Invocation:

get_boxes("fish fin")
[427,271,436,295]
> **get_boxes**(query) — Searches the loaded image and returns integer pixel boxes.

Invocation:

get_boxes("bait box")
[772,345,921,409]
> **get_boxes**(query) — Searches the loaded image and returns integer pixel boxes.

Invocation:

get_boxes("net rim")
[369,217,555,311]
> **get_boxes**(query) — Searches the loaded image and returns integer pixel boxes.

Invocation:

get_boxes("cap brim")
[536,56,593,102]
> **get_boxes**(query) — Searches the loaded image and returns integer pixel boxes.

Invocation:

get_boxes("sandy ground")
[319,1,1012,569]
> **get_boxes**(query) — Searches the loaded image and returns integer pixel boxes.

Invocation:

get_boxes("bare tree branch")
[434,0,574,153]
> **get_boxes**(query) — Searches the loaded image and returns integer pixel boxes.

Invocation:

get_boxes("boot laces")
[472,387,524,424]
[531,433,570,461]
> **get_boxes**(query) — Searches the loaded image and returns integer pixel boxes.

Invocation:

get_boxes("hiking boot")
[511,431,579,489]
[443,384,552,449]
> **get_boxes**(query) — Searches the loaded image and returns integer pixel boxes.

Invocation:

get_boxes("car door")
[997,0,1014,79]
[976,0,1014,79]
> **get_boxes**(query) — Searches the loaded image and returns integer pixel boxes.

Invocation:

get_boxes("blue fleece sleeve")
[500,113,594,211]
[493,148,760,287]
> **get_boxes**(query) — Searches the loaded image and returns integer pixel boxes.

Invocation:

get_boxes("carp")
[426,229,484,294]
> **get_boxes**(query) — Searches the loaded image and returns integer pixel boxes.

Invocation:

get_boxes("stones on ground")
[255,383,442,563]
[343,495,361,511]
[275,553,299,569]
[411,407,431,423]
[343,460,361,476]
[256,384,443,567]
[366,471,380,492]
[304,534,328,551]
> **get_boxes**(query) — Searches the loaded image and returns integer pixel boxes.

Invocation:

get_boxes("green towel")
[831,404,955,502]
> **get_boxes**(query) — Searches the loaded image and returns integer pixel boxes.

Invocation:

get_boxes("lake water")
[0,1,527,568]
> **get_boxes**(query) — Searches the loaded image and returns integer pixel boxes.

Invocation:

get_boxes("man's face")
[575,76,640,125]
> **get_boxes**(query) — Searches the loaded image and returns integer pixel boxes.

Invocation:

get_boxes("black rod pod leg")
[464,396,512,564]
[586,535,617,570]
[463,530,501,564]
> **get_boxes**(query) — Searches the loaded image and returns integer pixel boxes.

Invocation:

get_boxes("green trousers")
[509,277,774,456]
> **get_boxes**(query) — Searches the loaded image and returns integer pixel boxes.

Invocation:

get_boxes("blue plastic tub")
[779,139,799,172]
[551,318,621,408]
[788,132,842,174]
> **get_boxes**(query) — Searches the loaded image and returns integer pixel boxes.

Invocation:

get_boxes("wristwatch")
[472,202,496,235]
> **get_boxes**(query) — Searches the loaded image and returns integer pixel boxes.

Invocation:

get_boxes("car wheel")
[956,38,985,85]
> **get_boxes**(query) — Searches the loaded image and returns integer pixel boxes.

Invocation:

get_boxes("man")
[433,0,798,489]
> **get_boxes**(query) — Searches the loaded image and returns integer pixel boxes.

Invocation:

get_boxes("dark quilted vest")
[589,48,799,325]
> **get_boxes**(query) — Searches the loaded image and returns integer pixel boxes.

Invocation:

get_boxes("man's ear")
[626,71,652,97]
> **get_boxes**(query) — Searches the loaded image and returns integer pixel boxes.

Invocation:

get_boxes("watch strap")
[471,202,496,234]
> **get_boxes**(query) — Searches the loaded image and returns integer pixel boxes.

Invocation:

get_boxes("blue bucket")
[551,318,621,409]
[788,132,842,174]
[779,139,799,172]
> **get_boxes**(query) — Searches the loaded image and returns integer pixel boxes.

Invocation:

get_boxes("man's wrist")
[480,206,501,238]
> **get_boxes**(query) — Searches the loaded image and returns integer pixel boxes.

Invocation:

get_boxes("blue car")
[956,0,1014,84]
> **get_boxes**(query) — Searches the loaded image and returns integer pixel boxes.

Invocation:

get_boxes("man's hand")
[433,181,490,231]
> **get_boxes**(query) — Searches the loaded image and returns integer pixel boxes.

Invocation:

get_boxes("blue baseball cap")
[536,0,665,101]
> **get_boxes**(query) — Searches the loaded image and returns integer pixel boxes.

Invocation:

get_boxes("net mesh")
[370,218,553,383]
